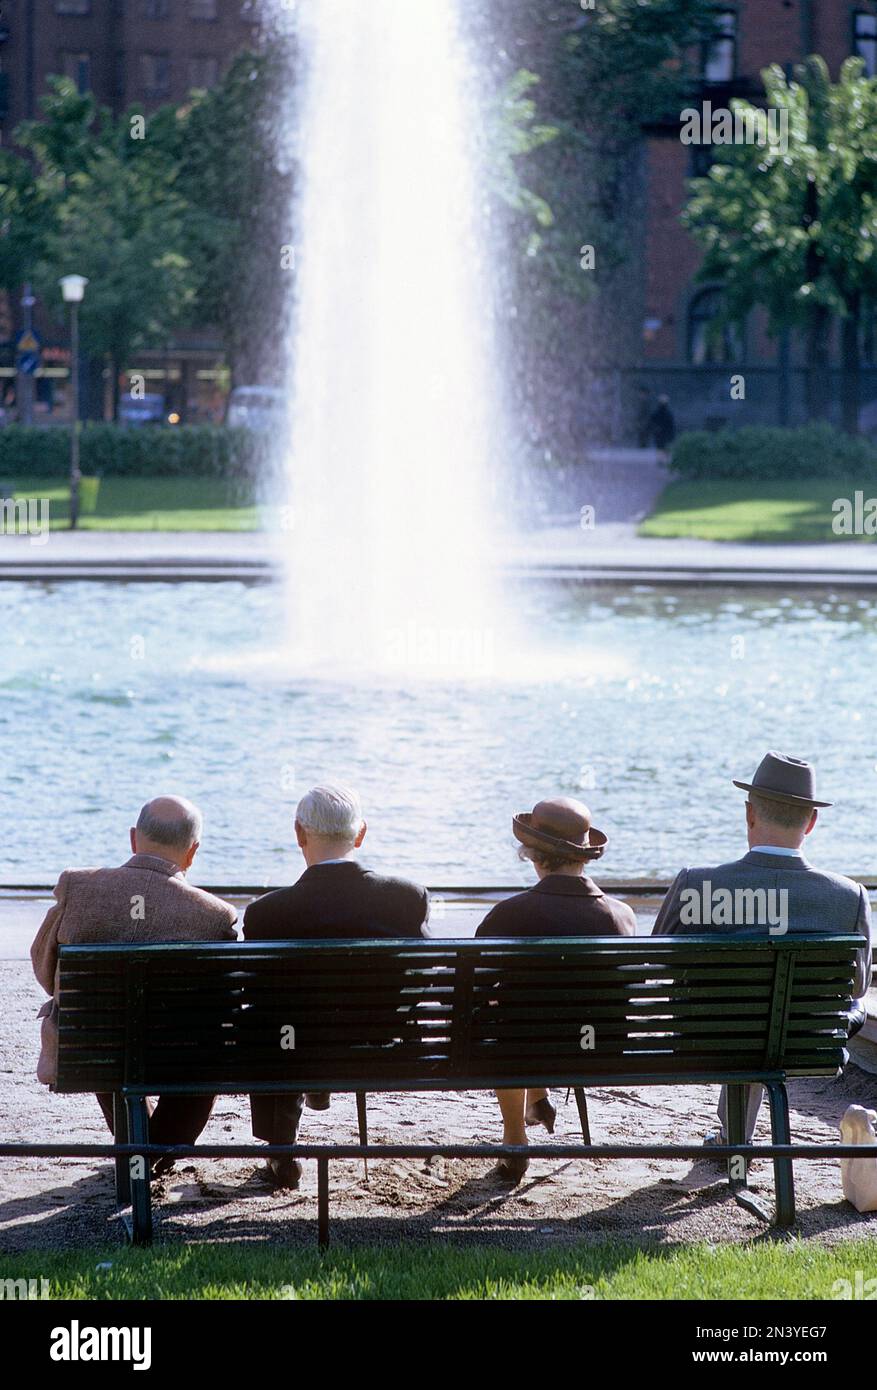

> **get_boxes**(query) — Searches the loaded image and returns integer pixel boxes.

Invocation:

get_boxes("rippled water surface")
[1,581,874,884]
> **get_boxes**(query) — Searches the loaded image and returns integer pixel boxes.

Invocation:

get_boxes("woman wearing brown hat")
[476,797,636,1182]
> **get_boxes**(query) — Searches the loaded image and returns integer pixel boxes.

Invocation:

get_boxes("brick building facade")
[0,0,263,130]
[641,0,877,433]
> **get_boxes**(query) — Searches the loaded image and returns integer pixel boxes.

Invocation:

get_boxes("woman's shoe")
[490,1156,529,1184]
[525,1098,557,1134]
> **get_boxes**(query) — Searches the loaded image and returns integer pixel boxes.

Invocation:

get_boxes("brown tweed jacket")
[31,853,238,1085]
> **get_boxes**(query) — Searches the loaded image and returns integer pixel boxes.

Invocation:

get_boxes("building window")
[189,0,217,19]
[688,287,741,364]
[141,52,171,98]
[55,0,91,12]
[59,51,91,91]
[188,55,219,88]
[703,9,737,84]
[854,11,877,77]
[144,0,170,17]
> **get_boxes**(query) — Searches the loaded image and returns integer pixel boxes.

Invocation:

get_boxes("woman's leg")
[495,1088,527,1146]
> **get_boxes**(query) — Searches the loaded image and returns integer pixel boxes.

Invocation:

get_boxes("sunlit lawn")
[3,1239,877,1300]
[8,477,262,531]
[640,479,876,543]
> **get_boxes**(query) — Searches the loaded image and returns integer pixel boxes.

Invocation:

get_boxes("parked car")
[225,385,287,432]
[119,393,167,427]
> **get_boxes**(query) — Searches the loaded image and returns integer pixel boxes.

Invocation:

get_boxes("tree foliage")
[683,56,877,428]
[0,54,292,404]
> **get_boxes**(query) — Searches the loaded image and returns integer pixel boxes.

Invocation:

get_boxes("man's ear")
[294,819,306,849]
[355,819,367,849]
[805,808,818,837]
[183,841,199,871]
[130,827,137,854]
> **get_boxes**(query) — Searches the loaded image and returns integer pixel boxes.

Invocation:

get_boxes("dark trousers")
[250,1093,305,1144]
[718,1003,869,1142]
[96,1092,216,1147]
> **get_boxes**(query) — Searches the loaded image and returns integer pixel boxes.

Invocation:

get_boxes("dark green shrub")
[670,424,877,480]
[0,425,265,480]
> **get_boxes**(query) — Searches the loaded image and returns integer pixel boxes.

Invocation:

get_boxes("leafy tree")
[483,0,723,451]
[490,0,722,282]
[147,49,296,386]
[684,56,877,432]
[0,78,199,417]
[40,148,196,416]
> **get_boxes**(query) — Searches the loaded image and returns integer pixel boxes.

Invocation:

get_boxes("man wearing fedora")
[476,797,635,1180]
[653,752,873,1145]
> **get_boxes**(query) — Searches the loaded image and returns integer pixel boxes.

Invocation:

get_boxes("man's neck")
[749,842,804,855]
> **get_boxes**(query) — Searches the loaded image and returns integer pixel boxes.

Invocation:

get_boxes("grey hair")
[296,783,363,842]
[136,797,203,852]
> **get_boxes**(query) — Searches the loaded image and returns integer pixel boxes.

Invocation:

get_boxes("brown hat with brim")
[513,797,608,862]
[733,751,832,808]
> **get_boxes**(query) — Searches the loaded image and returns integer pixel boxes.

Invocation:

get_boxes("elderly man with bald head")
[31,795,237,1167]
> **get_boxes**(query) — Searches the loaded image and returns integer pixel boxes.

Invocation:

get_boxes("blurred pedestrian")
[649,394,676,453]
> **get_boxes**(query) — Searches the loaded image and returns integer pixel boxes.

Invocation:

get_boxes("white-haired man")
[31,796,238,1171]
[243,782,429,1188]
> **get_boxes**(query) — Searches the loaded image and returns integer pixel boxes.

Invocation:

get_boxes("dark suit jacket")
[652,849,873,1000]
[243,860,429,940]
[476,875,636,938]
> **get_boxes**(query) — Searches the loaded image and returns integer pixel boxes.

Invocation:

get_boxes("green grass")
[639,478,877,544]
[7,477,263,531]
[2,1239,877,1300]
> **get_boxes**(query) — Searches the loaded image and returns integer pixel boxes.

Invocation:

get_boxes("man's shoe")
[525,1098,556,1133]
[704,1131,750,1174]
[490,1156,529,1184]
[305,1092,331,1111]
[263,1157,302,1190]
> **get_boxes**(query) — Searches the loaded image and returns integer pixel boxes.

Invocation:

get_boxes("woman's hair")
[518,844,582,874]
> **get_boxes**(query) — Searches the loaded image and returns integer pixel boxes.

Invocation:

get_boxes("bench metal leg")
[113,1094,131,1207]
[766,1081,796,1227]
[356,1092,369,1183]
[573,1087,591,1145]
[317,1157,330,1249]
[725,1084,749,1189]
[126,1096,153,1247]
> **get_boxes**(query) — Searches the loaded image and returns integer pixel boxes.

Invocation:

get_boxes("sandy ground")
[3,960,877,1254]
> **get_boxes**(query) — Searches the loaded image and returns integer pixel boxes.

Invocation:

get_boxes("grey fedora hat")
[733,751,832,808]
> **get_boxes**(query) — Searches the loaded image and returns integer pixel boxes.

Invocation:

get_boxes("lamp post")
[59,275,88,529]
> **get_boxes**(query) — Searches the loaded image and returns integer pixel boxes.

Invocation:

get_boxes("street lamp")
[59,274,88,530]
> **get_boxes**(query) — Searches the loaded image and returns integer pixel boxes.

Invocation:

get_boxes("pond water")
[1,580,874,886]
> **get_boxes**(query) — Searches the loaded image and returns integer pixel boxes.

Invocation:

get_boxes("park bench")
[13,933,872,1244]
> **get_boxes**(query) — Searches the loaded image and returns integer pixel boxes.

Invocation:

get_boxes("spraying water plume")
[280,0,503,679]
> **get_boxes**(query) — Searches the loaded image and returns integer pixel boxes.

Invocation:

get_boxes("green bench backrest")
[55,935,861,1093]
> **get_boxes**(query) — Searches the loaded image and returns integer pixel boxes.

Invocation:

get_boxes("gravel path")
[3,961,876,1253]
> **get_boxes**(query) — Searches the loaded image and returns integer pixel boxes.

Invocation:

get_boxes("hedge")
[0,425,265,480]
[670,424,877,480]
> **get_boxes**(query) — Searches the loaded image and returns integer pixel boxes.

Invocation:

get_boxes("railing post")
[317,1157,330,1249]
